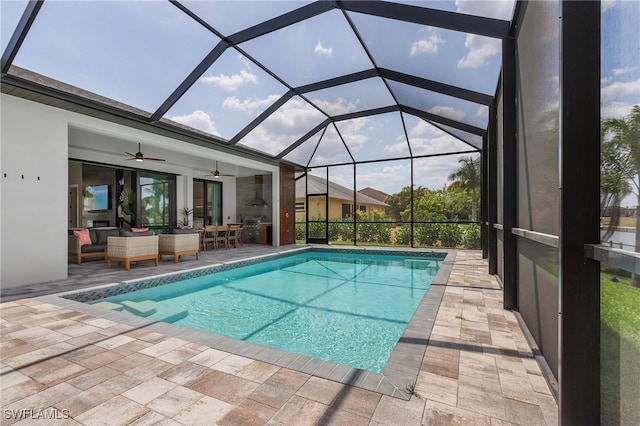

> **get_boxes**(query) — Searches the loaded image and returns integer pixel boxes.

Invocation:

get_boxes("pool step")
[98,299,188,323]
[147,304,188,323]
[92,301,125,311]
[120,300,158,317]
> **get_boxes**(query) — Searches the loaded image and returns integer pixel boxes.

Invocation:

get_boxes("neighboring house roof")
[357,187,390,204]
[296,175,389,207]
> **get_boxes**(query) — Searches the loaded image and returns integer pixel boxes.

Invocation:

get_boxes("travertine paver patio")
[0,249,557,425]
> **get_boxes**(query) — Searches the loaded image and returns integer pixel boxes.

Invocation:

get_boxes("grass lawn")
[600,272,640,425]
[600,272,640,350]
[600,273,640,350]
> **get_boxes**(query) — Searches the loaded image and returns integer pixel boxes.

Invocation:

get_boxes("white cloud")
[409,120,440,137]
[169,110,218,135]
[199,69,257,91]
[222,94,280,114]
[314,40,333,57]
[454,0,510,69]
[410,31,444,56]
[612,67,637,76]
[383,135,411,154]
[427,106,466,122]
[237,98,326,155]
[336,118,369,153]
[475,105,488,118]
[457,34,501,69]
[602,0,619,13]
[601,79,640,102]
[267,99,326,131]
[601,101,636,119]
[413,153,473,190]
[355,163,413,193]
[311,97,362,116]
[411,133,468,155]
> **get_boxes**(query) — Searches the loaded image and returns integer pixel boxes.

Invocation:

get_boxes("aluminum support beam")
[488,103,498,272]
[558,1,601,424]
[501,37,517,310]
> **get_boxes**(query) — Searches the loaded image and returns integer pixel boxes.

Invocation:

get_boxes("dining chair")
[228,225,242,248]
[202,225,216,251]
[214,225,229,249]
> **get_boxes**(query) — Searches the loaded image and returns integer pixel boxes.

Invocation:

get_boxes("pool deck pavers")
[0,247,558,425]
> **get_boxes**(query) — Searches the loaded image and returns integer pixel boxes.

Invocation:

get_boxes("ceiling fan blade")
[124,152,137,157]
[143,157,166,162]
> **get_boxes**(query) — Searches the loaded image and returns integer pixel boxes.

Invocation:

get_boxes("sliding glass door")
[193,179,223,227]
[139,172,175,232]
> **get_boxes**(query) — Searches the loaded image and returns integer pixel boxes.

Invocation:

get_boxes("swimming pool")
[87,250,443,372]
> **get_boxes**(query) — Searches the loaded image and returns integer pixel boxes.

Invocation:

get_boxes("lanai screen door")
[306,193,328,244]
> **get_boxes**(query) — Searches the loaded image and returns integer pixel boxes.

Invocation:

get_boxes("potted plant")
[178,207,193,228]
[121,190,137,228]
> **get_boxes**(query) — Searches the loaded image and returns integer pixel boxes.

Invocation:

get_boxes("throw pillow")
[73,229,91,246]
[131,227,150,233]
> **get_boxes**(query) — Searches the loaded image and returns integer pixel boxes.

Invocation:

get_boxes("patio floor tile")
[0,248,558,425]
[271,395,330,426]
[74,395,149,426]
[144,385,205,418]
[370,394,426,425]
[218,398,279,426]
[186,369,260,405]
[172,395,234,425]
[122,377,177,405]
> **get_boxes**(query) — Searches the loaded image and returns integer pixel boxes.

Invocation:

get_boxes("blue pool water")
[96,252,441,372]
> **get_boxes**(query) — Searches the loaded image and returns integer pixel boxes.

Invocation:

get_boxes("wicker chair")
[68,234,106,264]
[106,235,159,271]
[158,233,200,263]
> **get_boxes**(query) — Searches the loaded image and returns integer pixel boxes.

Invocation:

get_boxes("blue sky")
[2,0,638,201]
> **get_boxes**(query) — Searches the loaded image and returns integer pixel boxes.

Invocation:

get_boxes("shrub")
[394,224,412,245]
[330,217,354,242]
[462,224,481,249]
[439,223,463,247]
[295,222,305,242]
[356,211,392,244]
[415,223,440,246]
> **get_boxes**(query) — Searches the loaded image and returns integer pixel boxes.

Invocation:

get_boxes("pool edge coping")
[38,246,457,400]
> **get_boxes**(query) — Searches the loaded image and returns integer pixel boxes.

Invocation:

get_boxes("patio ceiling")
[1,0,514,169]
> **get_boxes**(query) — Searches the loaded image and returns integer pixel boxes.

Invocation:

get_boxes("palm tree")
[602,105,640,286]
[601,123,633,239]
[448,156,481,221]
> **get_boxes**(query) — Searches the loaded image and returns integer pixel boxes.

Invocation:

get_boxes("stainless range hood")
[248,175,268,206]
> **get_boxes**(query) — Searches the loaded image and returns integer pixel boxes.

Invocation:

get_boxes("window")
[341,203,352,218]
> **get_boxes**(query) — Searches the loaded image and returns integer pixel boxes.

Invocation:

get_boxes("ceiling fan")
[125,143,166,162]
[204,161,235,178]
